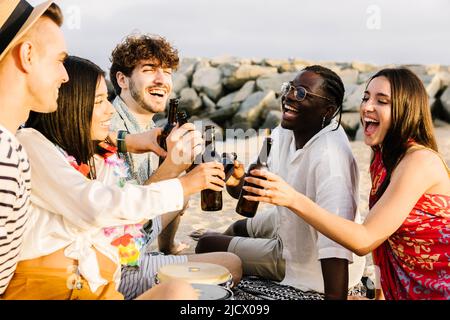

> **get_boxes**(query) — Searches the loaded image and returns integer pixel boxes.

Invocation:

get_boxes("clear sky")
[31,0,450,71]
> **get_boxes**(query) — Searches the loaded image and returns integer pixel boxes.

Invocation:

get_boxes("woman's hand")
[226,160,245,187]
[242,169,298,209]
[179,162,225,198]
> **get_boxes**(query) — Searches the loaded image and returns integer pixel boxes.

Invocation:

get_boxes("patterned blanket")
[232,276,368,300]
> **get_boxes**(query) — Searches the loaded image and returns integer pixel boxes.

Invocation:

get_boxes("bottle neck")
[256,137,272,166]
[177,111,188,126]
[204,127,216,162]
[167,101,178,125]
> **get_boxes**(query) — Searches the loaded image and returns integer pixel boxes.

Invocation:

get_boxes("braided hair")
[303,65,345,130]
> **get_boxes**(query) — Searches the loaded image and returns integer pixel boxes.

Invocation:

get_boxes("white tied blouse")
[15,128,185,292]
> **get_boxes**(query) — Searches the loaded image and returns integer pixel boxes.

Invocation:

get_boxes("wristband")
[117,130,128,153]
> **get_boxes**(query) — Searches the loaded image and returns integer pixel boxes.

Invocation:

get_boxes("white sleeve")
[17,129,184,231]
[313,144,359,263]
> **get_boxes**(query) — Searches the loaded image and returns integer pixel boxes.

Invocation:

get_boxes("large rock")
[251,58,264,65]
[200,93,216,114]
[260,93,281,121]
[336,62,353,69]
[317,62,341,74]
[438,71,450,87]
[261,110,282,129]
[351,61,377,73]
[426,73,442,98]
[440,87,450,122]
[172,73,188,95]
[209,107,240,124]
[292,58,313,66]
[217,92,238,109]
[355,125,365,141]
[233,80,255,104]
[417,73,434,90]
[291,61,308,72]
[179,87,202,115]
[210,55,240,67]
[177,58,200,80]
[426,64,442,75]
[403,64,428,76]
[256,72,296,93]
[194,59,211,71]
[263,59,296,72]
[337,68,359,86]
[357,72,374,84]
[192,66,223,101]
[343,83,366,112]
[218,62,240,78]
[232,91,276,128]
[340,112,361,138]
[209,94,240,123]
[223,64,277,90]
[343,83,358,103]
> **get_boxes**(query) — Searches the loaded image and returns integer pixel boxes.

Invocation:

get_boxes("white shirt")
[15,128,185,292]
[268,121,365,292]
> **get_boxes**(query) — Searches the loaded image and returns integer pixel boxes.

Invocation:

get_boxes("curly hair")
[109,34,179,95]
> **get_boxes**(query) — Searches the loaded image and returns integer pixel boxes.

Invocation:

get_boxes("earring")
[321,116,326,129]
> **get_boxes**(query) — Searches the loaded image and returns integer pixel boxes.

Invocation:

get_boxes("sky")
[31,0,450,72]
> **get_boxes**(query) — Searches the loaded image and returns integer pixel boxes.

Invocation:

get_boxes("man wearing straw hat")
[0,0,68,295]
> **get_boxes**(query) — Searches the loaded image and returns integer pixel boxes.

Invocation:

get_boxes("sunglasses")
[281,81,333,103]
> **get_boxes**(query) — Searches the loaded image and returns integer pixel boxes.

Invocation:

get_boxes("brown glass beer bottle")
[235,130,273,217]
[201,125,223,212]
[158,98,179,165]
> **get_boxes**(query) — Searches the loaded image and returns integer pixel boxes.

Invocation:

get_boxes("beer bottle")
[222,152,237,183]
[176,110,189,126]
[235,129,272,217]
[201,125,223,212]
[158,98,179,165]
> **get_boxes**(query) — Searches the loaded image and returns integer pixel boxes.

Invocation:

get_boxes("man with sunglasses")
[196,65,365,300]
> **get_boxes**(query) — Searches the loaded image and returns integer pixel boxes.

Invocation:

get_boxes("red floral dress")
[369,147,450,300]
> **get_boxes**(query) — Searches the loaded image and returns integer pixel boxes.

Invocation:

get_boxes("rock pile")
[151,56,450,140]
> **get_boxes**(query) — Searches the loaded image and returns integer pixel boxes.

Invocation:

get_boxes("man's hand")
[179,162,225,198]
[109,128,167,156]
[164,123,203,174]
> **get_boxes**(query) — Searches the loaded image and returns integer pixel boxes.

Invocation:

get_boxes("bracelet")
[117,130,128,153]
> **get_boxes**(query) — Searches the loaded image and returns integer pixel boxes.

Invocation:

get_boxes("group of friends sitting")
[0,1,449,300]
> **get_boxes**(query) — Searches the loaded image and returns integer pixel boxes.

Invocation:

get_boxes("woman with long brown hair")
[243,68,450,300]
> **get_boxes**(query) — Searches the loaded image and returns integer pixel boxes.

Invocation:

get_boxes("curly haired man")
[108,34,242,300]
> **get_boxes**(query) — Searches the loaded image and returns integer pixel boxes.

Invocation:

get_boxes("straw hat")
[0,0,53,61]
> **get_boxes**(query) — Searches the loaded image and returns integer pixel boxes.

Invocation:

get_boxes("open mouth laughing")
[282,102,300,121]
[363,116,380,136]
[147,87,167,98]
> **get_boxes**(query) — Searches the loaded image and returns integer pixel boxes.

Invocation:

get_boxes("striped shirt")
[0,125,31,295]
